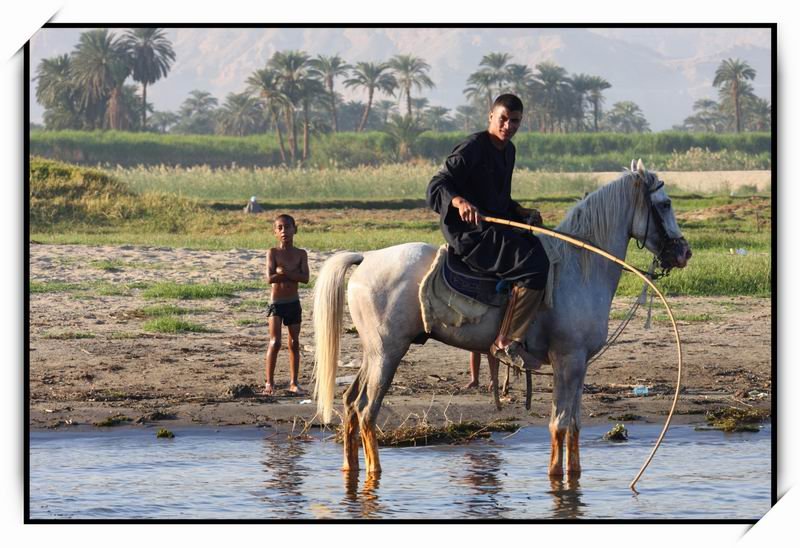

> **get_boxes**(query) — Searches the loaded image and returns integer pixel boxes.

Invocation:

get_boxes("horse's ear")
[636,158,646,176]
[630,159,637,173]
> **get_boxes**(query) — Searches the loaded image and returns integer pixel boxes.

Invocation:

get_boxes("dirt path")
[29,244,771,432]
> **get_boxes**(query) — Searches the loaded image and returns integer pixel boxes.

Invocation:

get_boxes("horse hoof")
[548,467,565,478]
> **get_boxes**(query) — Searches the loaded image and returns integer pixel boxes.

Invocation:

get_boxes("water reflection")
[452,449,511,518]
[258,436,310,517]
[547,477,587,519]
[342,471,383,518]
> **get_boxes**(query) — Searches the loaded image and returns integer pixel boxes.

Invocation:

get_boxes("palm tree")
[502,63,536,129]
[479,52,512,93]
[534,62,569,132]
[464,70,495,113]
[148,110,179,133]
[585,75,612,132]
[173,90,218,134]
[297,76,326,162]
[35,54,80,129]
[247,68,290,164]
[745,96,771,132]
[602,101,650,133]
[71,28,131,130]
[120,28,175,131]
[344,62,397,132]
[216,92,264,136]
[713,58,757,133]
[307,54,351,132]
[681,98,727,133]
[373,99,397,126]
[269,50,310,164]
[454,104,480,132]
[423,106,451,131]
[570,73,595,132]
[388,54,435,118]
[382,114,427,161]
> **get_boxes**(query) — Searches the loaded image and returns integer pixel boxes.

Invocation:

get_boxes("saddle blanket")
[419,241,559,334]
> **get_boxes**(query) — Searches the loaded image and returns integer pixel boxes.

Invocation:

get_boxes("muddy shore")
[29,244,771,432]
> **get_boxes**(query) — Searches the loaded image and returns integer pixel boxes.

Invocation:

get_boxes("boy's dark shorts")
[267,299,302,326]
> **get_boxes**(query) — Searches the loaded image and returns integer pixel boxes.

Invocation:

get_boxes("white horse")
[313,160,691,478]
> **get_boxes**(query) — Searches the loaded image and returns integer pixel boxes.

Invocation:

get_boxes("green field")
[29,157,772,297]
[30,130,771,171]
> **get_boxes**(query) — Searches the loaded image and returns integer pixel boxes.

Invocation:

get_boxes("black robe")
[426,131,549,289]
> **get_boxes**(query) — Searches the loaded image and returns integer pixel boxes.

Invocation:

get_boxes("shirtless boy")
[264,214,309,396]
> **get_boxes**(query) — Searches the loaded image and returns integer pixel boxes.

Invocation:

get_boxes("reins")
[482,215,683,493]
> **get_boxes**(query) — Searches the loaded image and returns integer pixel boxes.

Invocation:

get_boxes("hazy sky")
[29,26,772,131]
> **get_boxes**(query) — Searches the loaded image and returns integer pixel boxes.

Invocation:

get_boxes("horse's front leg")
[549,352,588,478]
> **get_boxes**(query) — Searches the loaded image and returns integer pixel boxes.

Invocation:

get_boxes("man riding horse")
[426,93,549,370]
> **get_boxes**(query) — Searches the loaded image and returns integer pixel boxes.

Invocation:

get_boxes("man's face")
[488,105,523,145]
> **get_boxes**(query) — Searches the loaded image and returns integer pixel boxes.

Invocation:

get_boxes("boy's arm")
[297,250,310,284]
[275,251,310,283]
[266,249,291,284]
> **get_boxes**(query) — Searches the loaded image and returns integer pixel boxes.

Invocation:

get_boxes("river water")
[29,424,771,520]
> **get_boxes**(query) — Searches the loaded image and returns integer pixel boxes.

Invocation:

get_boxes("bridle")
[634,175,684,276]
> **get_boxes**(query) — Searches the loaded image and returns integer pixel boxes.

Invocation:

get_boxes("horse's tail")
[313,251,364,424]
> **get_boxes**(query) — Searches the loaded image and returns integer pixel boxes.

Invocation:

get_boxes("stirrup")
[491,341,542,371]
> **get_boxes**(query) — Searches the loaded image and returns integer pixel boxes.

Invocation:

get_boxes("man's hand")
[526,208,543,227]
[452,196,482,225]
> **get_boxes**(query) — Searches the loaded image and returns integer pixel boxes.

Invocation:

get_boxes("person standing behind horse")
[426,93,549,370]
[264,214,309,396]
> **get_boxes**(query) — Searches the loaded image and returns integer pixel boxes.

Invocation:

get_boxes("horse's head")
[629,159,692,271]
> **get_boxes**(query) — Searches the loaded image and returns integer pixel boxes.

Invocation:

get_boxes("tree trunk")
[406,86,412,118]
[285,106,297,165]
[272,107,287,165]
[734,81,742,133]
[358,88,374,132]
[142,82,148,130]
[302,101,310,163]
[331,91,339,132]
[328,78,339,133]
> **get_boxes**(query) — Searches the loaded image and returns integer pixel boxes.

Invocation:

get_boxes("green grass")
[29,158,772,298]
[134,304,207,317]
[141,281,266,300]
[30,281,85,293]
[89,259,126,271]
[233,299,270,311]
[236,318,264,326]
[142,316,215,333]
[616,247,771,297]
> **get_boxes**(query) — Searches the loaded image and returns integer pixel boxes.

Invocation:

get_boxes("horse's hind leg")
[355,348,407,474]
[341,374,362,472]
[549,352,588,478]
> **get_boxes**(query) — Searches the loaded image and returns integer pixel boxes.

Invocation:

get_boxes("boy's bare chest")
[272,248,303,267]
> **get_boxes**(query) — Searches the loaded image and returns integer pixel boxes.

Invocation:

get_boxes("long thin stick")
[482,216,683,492]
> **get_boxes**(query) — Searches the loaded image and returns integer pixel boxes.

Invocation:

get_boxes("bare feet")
[262,382,274,396]
[288,383,306,396]
[463,379,479,389]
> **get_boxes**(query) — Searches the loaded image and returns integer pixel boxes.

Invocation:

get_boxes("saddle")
[419,246,508,334]
[443,246,509,307]
[419,242,560,334]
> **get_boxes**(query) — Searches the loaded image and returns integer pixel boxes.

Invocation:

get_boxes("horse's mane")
[548,171,645,277]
